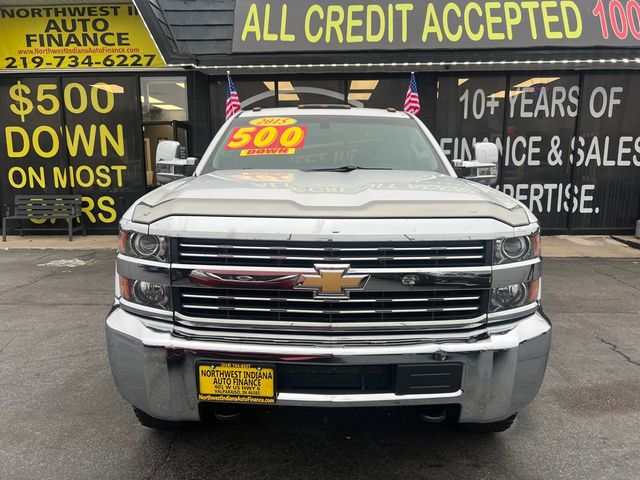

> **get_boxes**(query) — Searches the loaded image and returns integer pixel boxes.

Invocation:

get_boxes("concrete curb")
[611,235,640,251]
[540,235,640,259]
[1,235,117,251]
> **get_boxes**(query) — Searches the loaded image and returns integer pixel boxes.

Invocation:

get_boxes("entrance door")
[140,75,188,188]
[142,120,189,187]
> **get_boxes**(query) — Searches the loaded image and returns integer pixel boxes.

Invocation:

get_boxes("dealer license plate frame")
[196,362,276,404]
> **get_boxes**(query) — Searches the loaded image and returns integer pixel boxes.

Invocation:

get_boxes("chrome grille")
[175,287,487,332]
[176,239,489,268]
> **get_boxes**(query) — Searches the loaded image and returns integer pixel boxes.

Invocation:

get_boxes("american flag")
[404,72,421,115]
[226,71,241,120]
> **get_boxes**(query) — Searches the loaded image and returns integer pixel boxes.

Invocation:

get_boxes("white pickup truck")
[107,107,550,432]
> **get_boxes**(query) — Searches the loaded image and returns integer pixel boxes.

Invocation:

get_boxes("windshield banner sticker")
[225,125,307,156]
[249,117,297,126]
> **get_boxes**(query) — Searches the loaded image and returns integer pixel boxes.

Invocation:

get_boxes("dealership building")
[1,0,639,234]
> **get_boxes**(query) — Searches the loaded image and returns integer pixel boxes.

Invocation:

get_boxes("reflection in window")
[141,76,188,121]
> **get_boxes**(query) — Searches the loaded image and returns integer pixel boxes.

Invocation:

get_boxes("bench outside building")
[2,195,86,242]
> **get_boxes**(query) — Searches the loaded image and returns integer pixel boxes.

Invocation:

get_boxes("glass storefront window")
[276,79,344,105]
[235,79,277,109]
[346,78,406,110]
[501,74,579,230]
[571,73,640,231]
[436,75,508,162]
[141,76,188,121]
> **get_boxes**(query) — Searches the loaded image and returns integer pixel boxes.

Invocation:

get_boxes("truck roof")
[238,107,412,119]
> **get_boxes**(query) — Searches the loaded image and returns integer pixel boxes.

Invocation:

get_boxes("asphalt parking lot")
[1,249,639,480]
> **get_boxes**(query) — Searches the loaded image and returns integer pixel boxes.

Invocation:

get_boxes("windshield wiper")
[302,165,393,172]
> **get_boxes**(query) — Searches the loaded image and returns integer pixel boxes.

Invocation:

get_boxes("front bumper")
[106,306,551,423]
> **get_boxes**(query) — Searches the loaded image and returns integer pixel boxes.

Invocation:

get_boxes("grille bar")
[176,287,487,331]
[181,303,480,315]
[179,253,484,261]
[181,293,481,303]
[176,239,489,269]
[179,243,485,252]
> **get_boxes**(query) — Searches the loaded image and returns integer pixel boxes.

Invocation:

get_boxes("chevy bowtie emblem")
[297,264,369,299]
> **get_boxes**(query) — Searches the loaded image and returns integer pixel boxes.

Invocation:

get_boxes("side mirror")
[452,142,499,186]
[155,140,198,185]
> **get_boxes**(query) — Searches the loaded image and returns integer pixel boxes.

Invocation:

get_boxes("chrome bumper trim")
[492,258,542,287]
[171,322,488,344]
[106,307,551,422]
[275,390,463,407]
[174,311,487,330]
[488,303,539,323]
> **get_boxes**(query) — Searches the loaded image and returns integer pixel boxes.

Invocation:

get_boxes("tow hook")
[419,407,448,423]
[214,405,242,421]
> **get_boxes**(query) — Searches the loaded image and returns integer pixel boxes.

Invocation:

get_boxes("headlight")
[119,229,168,262]
[494,232,540,264]
[119,276,171,310]
[490,279,539,312]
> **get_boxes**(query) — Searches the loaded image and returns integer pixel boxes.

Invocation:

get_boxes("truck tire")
[457,413,517,433]
[133,406,187,429]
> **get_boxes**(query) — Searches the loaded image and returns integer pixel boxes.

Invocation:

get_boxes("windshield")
[200,114,447,174]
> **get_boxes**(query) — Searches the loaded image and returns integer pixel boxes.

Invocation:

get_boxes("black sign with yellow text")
[0,77,146,232]
[0,4,165,70]
[233,0,640,52]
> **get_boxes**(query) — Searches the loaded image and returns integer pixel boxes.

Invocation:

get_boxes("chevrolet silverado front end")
[106,108,551,432]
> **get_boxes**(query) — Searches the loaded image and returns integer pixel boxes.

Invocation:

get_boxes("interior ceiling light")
[276,81,299,100]
[513,77,561,89]
[458,78,469,86]
[154,104,183,110]
[349,80,379,91]
[91,83,124,94]
[488,90,523,99]
[175,82,185,88]
[277,81,295,90]
[278,93,301,101]
[348,92,372,100]
[140,95,163,104]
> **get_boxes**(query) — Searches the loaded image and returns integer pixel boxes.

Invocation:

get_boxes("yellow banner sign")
[0,4,165,70]
[198,363,276,404]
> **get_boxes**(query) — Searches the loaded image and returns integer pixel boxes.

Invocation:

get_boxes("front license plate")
[197,362,276,404]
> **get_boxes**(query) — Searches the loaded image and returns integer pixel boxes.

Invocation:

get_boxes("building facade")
[1,0,639,234]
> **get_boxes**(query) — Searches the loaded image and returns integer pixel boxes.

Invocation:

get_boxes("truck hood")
[132,169,532,226]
